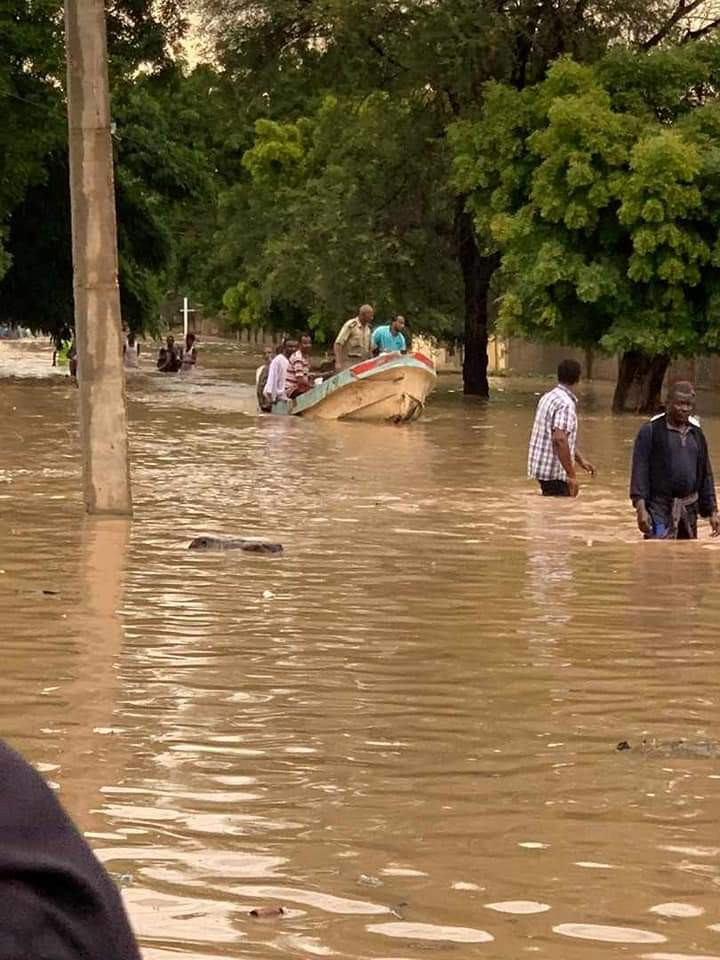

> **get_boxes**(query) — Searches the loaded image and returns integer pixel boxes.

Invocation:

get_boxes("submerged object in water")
[617,738,720,758]
[188,536,283,554]
[249,906,285,918]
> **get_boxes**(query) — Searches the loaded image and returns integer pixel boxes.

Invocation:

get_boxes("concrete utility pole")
[64,0,132,515]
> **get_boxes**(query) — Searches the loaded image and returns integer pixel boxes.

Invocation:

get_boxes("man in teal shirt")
[371,315,407,355]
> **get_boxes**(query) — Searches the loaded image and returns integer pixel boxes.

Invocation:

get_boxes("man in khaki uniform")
[333,304,374,370]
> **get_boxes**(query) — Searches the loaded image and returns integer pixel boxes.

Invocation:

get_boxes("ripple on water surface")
[2,340,720,959]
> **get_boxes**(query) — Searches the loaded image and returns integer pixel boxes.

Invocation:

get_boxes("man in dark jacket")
[0,739,141,959]
[630,380,720,539]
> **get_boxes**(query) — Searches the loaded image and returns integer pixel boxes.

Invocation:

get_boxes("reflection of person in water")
[0,739,141,959]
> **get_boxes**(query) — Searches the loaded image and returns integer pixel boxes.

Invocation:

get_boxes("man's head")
[299,334,312,355]
[284,338,298,357]
[166,335,175,349]
[358,304,374,325]
[558,358,582,387]
[391,315,406,334]
[666,380,696,427]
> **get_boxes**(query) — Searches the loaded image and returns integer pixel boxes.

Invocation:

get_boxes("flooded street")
[3,338,720,960]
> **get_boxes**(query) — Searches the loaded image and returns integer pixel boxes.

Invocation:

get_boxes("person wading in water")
[528,359,595,497]
[630,380,720,539]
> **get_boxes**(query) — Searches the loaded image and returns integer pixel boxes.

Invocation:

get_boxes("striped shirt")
[285,349,309,395]
[528,384,578,481]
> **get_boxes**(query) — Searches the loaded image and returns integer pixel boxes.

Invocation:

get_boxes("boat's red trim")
[412,352,435,369]
[350,352,435,377]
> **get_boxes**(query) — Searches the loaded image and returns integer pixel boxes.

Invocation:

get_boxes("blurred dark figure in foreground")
[0,739,140,959]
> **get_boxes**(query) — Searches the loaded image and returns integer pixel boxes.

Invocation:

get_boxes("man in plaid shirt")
[528,359,595,497]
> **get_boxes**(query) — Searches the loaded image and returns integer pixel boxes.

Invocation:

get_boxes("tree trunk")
[455,203,500,397]
[612,350,670,415]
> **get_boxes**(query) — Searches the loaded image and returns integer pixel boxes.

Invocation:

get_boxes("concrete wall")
[501,341,720,390]
[666,356,720,390]
[502,339,618,381]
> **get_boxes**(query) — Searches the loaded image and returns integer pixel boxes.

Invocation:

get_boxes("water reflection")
[61,518,130,826]
[1,339,720,958]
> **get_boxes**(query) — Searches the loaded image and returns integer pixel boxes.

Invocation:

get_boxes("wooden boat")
[260,351,437,422]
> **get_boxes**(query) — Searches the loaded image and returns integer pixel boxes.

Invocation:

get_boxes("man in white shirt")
[262,339,297,410]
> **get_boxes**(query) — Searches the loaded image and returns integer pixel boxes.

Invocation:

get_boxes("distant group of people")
[259,304,410,410]
[156,333,197,373]
[49,329,197,381]
[0,323,30,339]
[529,359,720,540]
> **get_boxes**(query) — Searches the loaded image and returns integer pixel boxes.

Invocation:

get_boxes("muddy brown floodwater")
[3,338,720,960]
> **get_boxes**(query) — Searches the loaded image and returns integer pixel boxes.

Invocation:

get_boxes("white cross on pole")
[182,296,196,337]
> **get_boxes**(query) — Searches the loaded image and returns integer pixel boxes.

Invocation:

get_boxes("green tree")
[0,0,190,340]
[216,94,460,342]
[452,45,720,412]
[0,0,65,281]
[196,0,720,396]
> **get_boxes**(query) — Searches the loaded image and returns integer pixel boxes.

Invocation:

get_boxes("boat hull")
[285,353,436,423]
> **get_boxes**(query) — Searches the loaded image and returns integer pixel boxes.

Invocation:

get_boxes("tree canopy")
[193,0,720,394]
[4,0,720,402]
[451,42,720,408]
[0,0,196,339]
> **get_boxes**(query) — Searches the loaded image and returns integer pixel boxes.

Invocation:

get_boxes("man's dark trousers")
[539,479,570,497]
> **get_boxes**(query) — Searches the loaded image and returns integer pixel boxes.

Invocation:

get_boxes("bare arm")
[551,428,575,477]
[552,428,579,496]
[634,497,652,534]
[629,426,653,532]
[333,342,345,370]
[575,449,595,476]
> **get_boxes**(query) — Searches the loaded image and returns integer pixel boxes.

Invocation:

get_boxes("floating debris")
[249,905,285,918]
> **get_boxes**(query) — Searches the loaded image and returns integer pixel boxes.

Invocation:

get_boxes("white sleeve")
[264,358,279,398]
[277,357,289,399]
